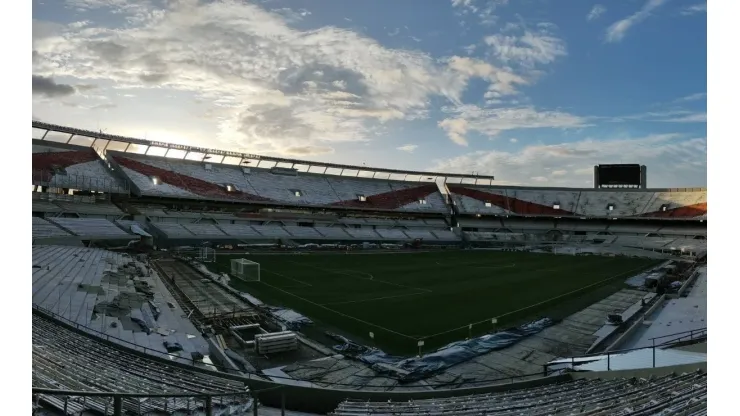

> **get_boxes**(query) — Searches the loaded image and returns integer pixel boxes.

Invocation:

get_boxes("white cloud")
[605,0,667,43]
[509,138,518,143]
[484,30,567,69]
[35,1,489,156]
[397,144,419,153]
[433,134,706,187]
[681,2,706,15]
[447,56,528,101]
[587,5,607,21]
[438,105,588,146]
[674,92,706,102]
[616,110,707,123]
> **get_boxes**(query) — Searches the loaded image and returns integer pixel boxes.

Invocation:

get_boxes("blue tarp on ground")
[328,318,553,382]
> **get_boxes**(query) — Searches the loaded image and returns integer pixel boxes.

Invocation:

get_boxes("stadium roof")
[32,121,494,184]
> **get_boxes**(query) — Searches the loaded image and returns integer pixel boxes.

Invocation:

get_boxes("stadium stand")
[33,141,127,193]
[216,223,265,238]
[448,185,707,219]
[32,313,250,415]
[330,371,706,415]
[32,217,72,239]
[109,152,448,213]
[47,218,133,239]
[150,222,196,238]
[315,227,353,239]
[53,201,124,216]
[181,223,228,238]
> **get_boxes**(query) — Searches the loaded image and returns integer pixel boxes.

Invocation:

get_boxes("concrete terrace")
[32,245,209,361]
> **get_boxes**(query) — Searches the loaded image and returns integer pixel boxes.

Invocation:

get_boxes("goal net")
[197,247,216,263]
[231,258,260,282]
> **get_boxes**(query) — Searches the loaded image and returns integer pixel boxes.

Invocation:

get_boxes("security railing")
[542,327,707,376]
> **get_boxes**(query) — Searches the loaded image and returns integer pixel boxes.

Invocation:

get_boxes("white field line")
[262,269,313,287]
[419,263,656,341]
[472,263,517,270]
[287,260,433,293]
[256,280,417,340]
[321,291,429,306]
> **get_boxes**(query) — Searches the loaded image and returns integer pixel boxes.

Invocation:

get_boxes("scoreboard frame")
[594,164,647,188]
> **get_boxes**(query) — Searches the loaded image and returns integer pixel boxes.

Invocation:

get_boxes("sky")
[31,0,707,188]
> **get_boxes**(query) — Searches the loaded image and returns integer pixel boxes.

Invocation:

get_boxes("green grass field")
[210,250,659,355]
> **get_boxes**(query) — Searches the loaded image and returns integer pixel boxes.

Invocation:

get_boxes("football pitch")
[212,250,659,354]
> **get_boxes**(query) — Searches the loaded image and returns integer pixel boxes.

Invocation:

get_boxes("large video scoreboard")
[594,164,646,188]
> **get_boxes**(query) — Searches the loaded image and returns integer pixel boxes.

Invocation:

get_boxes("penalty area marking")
[262,269,313,287]
[321,290,429,306]
[287,260,433,293]
[256,279,417,340]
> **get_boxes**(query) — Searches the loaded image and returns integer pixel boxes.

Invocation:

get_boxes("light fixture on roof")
[607,204,615,211]
[151,176,160,185]
[553,203,561,210]
[357,194,367,202]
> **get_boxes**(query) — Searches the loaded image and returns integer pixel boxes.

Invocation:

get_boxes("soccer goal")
[197,247,216,263]
[231,258,260,282]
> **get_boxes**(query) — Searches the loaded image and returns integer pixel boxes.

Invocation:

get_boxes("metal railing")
[543,327,707,376]
[32,386,277,416]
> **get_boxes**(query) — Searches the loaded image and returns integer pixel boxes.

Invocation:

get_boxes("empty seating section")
[450,186,707,219]
[181,223,227,237]
[111,153,448,212]
[252,225,291,238]
[33,143,126,193]
[432,230,458,240]
[315,227,352,239]
[331,372,706,415]
[150,222,195,238]
[32,199,61,213]
[247,169,336,205]
[577,191,654,217]
[404,229,436,240]
[376,229,408,239]
[32,314,249,415]
[53,201,123,216]
[32,217,72,238]
[48,218,132,238]
[345,228,382,239]
[283,225,322,238]
[120,161,200,198]
[509,189,580,214]
[217,224,263,238]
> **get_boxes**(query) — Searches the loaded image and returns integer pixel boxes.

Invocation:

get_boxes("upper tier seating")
[32,313,250,415]
[33,142,126,193]
[109,152,447,212]
[449,185,707,220]
[47,218,132,238]
[331,372,706,415]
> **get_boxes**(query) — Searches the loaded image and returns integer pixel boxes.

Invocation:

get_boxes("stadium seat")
[330,372,706,415]
[33,142,127,193]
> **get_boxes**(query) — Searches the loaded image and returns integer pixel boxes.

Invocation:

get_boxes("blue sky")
[31,0,706,187]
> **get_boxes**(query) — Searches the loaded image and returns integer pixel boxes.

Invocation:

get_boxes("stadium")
[32,121,707,415]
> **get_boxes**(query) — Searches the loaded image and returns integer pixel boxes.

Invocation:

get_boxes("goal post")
[197,247,216,263]
[230,258,260,282]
